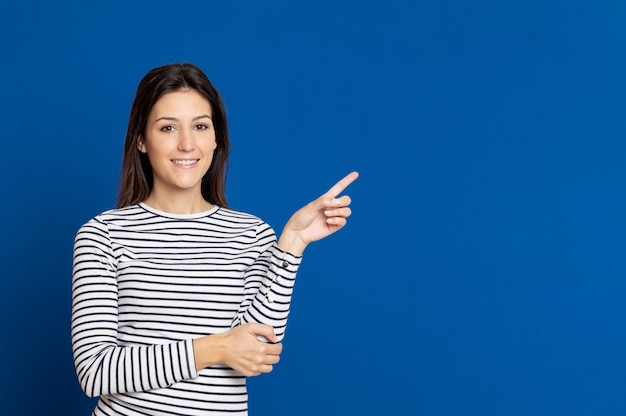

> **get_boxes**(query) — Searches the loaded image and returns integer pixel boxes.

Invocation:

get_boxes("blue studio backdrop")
[2,1,626,415]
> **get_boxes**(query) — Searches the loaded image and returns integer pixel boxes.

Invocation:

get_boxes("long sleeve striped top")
[71,203,302,415]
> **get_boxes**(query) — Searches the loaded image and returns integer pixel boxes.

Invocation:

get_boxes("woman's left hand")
[277,171,359,256]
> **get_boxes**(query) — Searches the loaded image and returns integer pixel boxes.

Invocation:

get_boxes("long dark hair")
[117,62,230,208]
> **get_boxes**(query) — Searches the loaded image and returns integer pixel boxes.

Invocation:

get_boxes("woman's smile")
[171,158,200,167]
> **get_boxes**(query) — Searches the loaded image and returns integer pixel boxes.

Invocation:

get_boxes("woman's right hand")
[193,323,283,376]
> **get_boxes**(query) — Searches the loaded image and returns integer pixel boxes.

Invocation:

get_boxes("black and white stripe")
[71,203,301,415]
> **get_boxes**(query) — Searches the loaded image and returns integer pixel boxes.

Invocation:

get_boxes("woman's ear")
[137,136,147,153]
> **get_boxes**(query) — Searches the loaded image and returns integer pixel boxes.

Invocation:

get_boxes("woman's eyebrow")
[155,114,212,122]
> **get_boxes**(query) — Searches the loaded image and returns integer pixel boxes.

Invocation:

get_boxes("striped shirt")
[71,203,302,415]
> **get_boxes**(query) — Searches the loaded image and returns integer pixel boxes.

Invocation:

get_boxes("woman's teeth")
[172,159,198,165]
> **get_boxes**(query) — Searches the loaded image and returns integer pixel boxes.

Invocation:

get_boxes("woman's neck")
[143,190,213,215]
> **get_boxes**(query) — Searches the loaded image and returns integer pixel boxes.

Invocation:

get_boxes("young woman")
[71,62,358,415]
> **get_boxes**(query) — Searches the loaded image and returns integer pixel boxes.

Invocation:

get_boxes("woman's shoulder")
[78,205,146,229]
[94,204,147,221]
[214,207,276,239]
[214,206,267,225]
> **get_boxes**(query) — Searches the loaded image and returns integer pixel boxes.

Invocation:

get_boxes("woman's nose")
[177,129,195,151]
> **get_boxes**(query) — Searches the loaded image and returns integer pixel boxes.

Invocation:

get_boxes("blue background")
[1,0,626,414]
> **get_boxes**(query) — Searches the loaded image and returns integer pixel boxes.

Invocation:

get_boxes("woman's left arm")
[230,172,358,341]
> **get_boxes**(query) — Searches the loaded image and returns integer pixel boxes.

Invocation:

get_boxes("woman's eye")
[160,125,175,132]
[195,124,209,131]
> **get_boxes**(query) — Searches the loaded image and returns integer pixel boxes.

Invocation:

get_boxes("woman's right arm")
[71,218,197,397]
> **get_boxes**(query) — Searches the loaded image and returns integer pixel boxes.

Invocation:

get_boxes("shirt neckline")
[138,202,220,219]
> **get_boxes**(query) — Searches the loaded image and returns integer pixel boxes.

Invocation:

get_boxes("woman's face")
[139,89,217,196]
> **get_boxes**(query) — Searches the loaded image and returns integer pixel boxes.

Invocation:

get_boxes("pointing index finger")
[326,171,359,198]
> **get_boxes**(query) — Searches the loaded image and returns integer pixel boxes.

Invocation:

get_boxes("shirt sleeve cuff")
[269,244,302,285]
